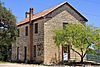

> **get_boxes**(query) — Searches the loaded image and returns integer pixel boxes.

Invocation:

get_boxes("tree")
[54,23,100,63]
[0,2,17,61]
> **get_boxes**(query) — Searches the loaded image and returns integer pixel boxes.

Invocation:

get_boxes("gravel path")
[0,63,98,67]
[0,63,34,67]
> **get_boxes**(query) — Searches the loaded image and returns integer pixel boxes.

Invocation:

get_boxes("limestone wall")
[43,4,85,64]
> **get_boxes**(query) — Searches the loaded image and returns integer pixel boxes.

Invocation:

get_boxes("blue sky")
[1,0,100,27]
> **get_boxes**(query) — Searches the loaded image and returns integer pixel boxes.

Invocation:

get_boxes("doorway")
[62,45,70,61]
[33,45,36,58]
[17,47,19,61]
[24,46,27,61]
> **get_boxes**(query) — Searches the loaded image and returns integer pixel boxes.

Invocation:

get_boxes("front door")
[17,47,19,61]
[24,46,27,61]
[62,45,70,61]
[33,45,36,60]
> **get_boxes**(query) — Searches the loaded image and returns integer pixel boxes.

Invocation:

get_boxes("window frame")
[17,47,19,60]
[17,28,20,37]
[63,23,68,29]
[35,23,38,34]
[25,26,28,36]
[33,45,36,57]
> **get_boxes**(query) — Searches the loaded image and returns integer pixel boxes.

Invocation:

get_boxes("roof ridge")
[35,1,67,14]
[42,1,67,16]
[31,1,67,17]
[17,1,87,26]
[17,2,67,26]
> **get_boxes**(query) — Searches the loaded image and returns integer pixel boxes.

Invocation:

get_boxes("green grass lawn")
[0,61,9,64]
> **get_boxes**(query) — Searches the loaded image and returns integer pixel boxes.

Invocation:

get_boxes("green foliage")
[0,2,17,42]
[54,23,100,62]
[0,2,17,61]
[54,29,65,47]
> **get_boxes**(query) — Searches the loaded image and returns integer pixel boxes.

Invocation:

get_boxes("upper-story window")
[17,28,20,37]
[25,26,28,36]
[35,23,38,34]
[63,23,68,29]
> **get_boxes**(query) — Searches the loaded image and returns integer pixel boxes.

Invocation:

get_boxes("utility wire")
[82,0,100,5]
[16,12,100,21]
[16,0,100,20]
[81,12,100,17]
[68,0,100,18]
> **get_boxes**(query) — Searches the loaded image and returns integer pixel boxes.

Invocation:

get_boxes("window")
[33,45,36,57]
[64,45,68,53]
[63,23,68,29]
[35,23,38,33]
[25,26,28,36]
[17,28,20,37]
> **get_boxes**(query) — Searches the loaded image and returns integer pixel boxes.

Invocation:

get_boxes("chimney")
[29,8,33,15]
[25,12,29,18]
[25,8,34,18]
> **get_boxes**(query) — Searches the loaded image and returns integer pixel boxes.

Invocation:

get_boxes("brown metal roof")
[17,1,88,26]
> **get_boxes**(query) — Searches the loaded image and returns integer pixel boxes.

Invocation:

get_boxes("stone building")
[11,2,88,65]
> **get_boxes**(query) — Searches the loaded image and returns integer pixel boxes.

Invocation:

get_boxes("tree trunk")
[80,56,83,63]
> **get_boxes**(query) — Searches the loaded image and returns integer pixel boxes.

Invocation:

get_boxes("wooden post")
[68,45,70,61]
[62,45,64,61]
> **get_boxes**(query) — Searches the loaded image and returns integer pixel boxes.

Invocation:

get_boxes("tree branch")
[71,47,82,57]
[83,45,90,58]
[81,48,83,57]
[83,44,91,58]
[83,38,92,58]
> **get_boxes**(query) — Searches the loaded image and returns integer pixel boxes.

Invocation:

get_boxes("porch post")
[68,45,70,61]
[62,45,64,61]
